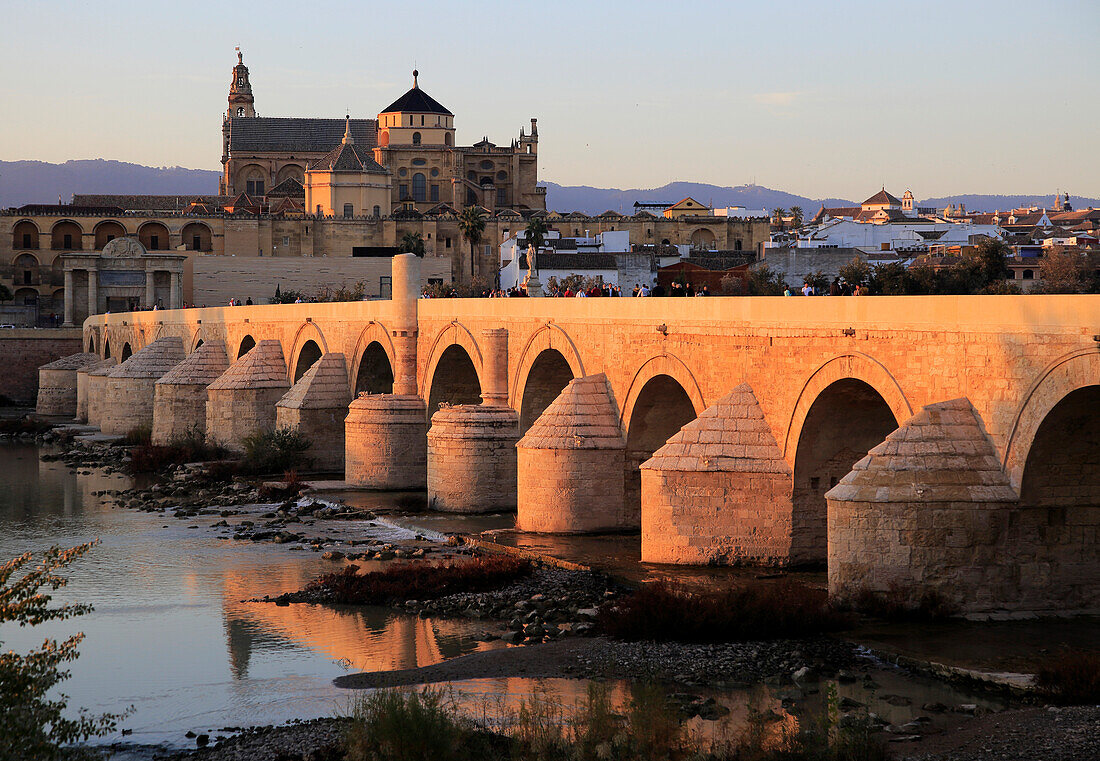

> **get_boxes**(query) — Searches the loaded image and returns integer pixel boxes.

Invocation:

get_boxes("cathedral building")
[220,54,544,214]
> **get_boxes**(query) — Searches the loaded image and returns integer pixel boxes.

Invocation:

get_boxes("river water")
[2,442,1017,755]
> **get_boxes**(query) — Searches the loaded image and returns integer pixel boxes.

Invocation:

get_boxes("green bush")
[240,427,312,475]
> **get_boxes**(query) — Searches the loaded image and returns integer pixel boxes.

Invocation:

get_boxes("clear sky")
[1,0,1096,200]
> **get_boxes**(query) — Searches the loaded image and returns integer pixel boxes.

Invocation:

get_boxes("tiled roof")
[380,85,452,116]
[641,384,790,473]
[107,337,185,379]
[156,340,229,386]
[517,373,624,451]
[17,204,126,215]
[266,177,304,197]
[308,142,389,174]
[40,352,101,371]
[208,340,288,390]
[520,252,618,270]
[277,353,350,409]
[228,117,377,153]
[825,398,1017,504]
[71,195,228,212]
[861,189,902,206]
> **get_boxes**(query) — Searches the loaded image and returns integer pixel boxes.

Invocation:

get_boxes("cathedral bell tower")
[227,49,255,119]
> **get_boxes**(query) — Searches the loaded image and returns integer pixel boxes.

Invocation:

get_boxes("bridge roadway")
[78,256,1099,616]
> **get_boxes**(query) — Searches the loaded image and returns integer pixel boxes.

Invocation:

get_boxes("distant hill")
[917,194,1100,213]
[0,159,220,209]
[542,181,853,216]
[2,160,1095,217]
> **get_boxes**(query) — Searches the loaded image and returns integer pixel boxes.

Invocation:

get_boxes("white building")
[714,206,769,219]
[499,230,638,290]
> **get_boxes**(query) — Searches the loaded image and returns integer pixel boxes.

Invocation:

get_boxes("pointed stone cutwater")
[152,341,230,444]
[276,353,351,472]
[516,373,626,533]
[100,337,185,435]
[826,398,1020,615]
[37,352,101,417]
[640,383,794,566]
[206,339,289,451]
[83,358,118,426]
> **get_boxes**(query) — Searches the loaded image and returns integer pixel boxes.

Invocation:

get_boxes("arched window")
[412,173,427,202]
[1023,269,1034,280]
[373,205,381,218]
[343,203,354,218]
[237,107,245,116]
[496,170,507,181]
[445,133,453,147]
[412,132,422,145]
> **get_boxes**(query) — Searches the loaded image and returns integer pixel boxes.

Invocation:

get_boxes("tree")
[457,206,487,283]
[838,256,872,287]
[802,270,828,293]
[1,542,129,759]
[523,215,548,251]
[398,232,425,257]
[746,265,788,296]
[789,206,804,229]
[0,283,12,302]
[970,238,1012,284]
[869,262,912,295]
[772,208,787,226]
[1036,247,1085,293]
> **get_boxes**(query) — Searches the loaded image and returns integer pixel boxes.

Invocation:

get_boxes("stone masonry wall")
[516,448,626,533]
[152,383,209,444]
[206,387,286,451]
[0,331,83,405]
[100,377,158,435]
[275,406,346,472]
[426,405,519,513]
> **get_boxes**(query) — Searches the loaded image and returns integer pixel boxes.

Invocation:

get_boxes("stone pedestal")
[205,340,289,451]
[826,398,1021,615]
[516,373,627,533]
[77,357,116,423]
[345,394,427,489]
[37,352,101,417]
[100,337,185,436]
[275,353,351,472]
[152,340,229,444]
[640,384,795,566]
[428,405,520,512]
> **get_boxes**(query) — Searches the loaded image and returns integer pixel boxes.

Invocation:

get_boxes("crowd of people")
[421,281,715,298]
[784,277,863,297]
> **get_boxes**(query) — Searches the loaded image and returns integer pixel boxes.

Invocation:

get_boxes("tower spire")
[342,115,354,145]
[413,69,419,89]
[227,48,255,118]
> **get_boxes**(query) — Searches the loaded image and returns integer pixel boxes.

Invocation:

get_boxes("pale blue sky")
[1,0,1096,200]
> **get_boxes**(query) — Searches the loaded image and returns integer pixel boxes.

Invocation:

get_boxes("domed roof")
[380,70,453,116]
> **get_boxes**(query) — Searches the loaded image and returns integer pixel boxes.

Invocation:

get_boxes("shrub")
[598,580,853,643]
[122,425,152,446]
[257,469,310,501]
[0,542,131,759]
[1035,651,1100,705]
[240,427,312,475]
[129,426,230,473]
[307,555,531,605]
[836,583,958,622]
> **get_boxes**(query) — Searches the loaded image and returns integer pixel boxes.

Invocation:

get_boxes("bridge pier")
[346,253,429,489]
[826,399,1022,615]
[151,340,229,445]
[85,361,117,428]
[100,337,185,436]
[76,357,116,423]
[516,373,627,533]
[427,328,520,512]
[37,352,100,417]
[276,353,351,472]
[640,384,795,566]
[206,339,289,451]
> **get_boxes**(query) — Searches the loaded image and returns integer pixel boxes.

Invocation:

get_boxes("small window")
[150,234,159,249]
[398,167,408,177]
[430,184,439,202]
[734,239,743,251]
[105,234,115,243]
[480,160,493,170]
[399,184,408,199]
[192,235,201,250]
[22,233,32,248]
[373,205,381,217]
[497,188,506,205]
[412,132,422,145]
[430,168,439,177]
[237,107,245,116]
[343,203,354,218]
[445,237,451,249]
[63,233,73,248]
[379,276,392,299]
[1023,269,1034,280]
[246,179,264,195]
[496,170,507,181]
[283,236,290,245]
[444,133,453,146]
[412,158,426,166]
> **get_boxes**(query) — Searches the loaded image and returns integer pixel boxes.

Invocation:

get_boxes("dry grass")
[597,580,853,643]
[307,555,531,605]
[1035,651,1100,705]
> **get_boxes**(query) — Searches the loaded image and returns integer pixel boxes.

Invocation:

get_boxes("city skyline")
[0,0,1097,200]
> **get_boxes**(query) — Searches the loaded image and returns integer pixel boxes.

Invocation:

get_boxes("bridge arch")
[1003,348,1100,491]
[120,342,133,361]
[103,337,111,359]
[236,334,257,359]
[511,324,585,433]
[421,322,484,416]
[350,321,397,397]
[782,352,912,463]
[621,354,707,521]
[288,322,329,383]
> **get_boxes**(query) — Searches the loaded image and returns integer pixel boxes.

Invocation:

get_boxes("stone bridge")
[66,255,1099,616]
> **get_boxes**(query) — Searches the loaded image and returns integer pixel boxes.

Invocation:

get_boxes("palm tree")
[457,206,487,282]
[399,232,425,257]
[523,216,548,274]
[772,207,787,225]
[790,206,804,229]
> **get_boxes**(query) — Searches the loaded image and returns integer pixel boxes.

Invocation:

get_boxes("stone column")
[63,269,74,326]
[480,328,509,406]
[87,268,98,317]
[390,253,420,395]
[144,270,155,310]
[169,271,180,309]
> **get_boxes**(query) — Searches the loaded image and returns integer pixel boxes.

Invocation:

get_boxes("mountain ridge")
[2,159,1095,217]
